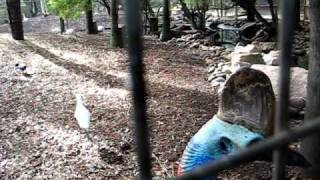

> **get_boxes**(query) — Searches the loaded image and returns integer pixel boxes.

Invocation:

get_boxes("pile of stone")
[167,32,214,49]
[206,42,308,115]
[206,43,268,87]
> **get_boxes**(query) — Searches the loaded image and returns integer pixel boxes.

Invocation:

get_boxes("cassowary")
[178,68,309,179]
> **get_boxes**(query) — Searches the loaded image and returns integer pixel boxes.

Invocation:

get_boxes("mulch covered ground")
[0,32,307,179]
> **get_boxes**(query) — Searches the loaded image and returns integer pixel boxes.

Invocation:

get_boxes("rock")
[65,29,75,35]
[293,49,306,56]
[222,66,232,74]
[51,27,60,33]
[289,106,301,116]
[257,42,277,53]
[200,45,210,51]
[213,77,226,83]
[263,50,280,66]
[205,58,215,65]
[231,61,252,73]
[208,73,217,82]
[231,52,264,65]
[215,72,227,78]
[251,65,308,109]
[221,52,230,58]
[207,66,216,73]
[192,33,203,39]
[97,25,104,32]
[297,54,308,69]
[211,77,226,87]
[190,42,200,48]
[234,44,259,53]
[290,98,306,110]
[298,110,305,116]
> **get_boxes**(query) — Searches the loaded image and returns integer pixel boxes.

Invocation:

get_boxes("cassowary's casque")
[178,68,308,179]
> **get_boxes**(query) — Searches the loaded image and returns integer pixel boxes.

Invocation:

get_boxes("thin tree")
[85,0,97,34]
[59,17,65,33]
[95,0,111,15]
[160,0,171,41]
[6,0,24,40]
[301,0,320,179]
[111,0,122,47]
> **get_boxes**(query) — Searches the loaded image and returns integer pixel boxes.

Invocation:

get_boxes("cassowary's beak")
[249,142,311,168]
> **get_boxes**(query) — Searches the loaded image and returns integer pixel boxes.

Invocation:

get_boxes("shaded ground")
[0,32,307,179]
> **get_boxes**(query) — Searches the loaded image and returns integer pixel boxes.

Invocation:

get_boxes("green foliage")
[0,6,7,23]
[48,0,91,19]
[149,0,162,8]
[185,0,211,10]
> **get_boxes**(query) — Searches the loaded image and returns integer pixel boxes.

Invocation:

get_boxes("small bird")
[74,94,92,141]
[15,63,33,78]
[15,63,27,72]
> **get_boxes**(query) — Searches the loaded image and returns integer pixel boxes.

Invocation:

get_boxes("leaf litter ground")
[0,32,307,179]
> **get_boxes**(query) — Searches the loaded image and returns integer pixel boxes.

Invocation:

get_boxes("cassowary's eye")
[219,137,232,154]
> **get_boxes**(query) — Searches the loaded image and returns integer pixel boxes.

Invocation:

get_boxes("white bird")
[74,94,92,141]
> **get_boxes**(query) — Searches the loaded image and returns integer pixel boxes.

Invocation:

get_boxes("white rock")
[97,26,104,32]
[231,52,264,65]
[234,44,259,53]
[263,50,280,66]
[65,29,75,35]
[207,66,216,73]
[257,42,277,52]
[222,66,232,74]
[51,27,60,33]
[231,61,251,73]
[251,64,308,107]
[211,77,226,87]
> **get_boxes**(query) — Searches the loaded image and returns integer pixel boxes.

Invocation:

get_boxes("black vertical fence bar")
[273,0,297,179]
[125,1,152,179]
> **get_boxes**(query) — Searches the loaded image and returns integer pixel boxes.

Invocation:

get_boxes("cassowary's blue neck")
[179,116,263,179]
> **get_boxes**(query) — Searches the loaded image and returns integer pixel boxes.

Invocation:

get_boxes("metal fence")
[125,0,319,180]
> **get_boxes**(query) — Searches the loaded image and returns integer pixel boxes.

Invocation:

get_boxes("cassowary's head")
[178,68,309,179]
[178,116,263,176]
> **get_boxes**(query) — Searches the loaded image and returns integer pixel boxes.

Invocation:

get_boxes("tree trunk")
[199,10,206,31]
[6,0,24,40]
[149,17,158,34]
[301,0,320,179]
[86,0,97,34]
[237,0,270,29]
[111,0,122,48]
[160,0,171,41]
[31,0,39,17]
[179,0,197,30]
[60,17,65,34]
[40,0,48,14]
[267,0,278,26]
